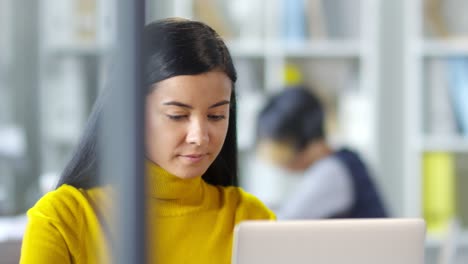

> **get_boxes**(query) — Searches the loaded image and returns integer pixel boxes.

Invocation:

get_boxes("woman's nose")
[186,119,209,146]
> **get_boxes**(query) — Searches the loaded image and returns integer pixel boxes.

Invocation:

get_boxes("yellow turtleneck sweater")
[20,162,275,264]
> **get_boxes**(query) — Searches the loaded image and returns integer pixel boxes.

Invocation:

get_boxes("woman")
[20,18,275,264]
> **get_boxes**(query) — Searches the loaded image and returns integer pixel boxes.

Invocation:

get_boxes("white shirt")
[275,155,354,219]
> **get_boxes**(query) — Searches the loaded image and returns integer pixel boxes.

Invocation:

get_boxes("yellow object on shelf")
[283,63,303,86]
[423,152,456,235]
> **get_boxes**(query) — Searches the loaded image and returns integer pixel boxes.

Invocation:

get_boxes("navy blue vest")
[332,148,387,218]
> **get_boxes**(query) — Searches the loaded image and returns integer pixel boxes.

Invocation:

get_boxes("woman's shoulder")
[27,184,97,223]
[211,185,276,221]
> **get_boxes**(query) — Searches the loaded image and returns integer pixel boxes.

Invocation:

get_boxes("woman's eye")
[208,115,226,121]
[166,115,187,121]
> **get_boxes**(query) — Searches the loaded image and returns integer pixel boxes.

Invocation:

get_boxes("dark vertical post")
[100,1,146,263]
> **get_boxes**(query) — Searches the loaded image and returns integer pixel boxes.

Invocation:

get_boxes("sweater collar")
[146,160,203,201]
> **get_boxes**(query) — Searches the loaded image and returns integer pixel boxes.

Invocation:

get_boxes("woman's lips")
[180,154,206,163]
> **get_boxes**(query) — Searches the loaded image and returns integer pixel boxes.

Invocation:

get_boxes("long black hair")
[257,86,325,152]
[56,18,238,189]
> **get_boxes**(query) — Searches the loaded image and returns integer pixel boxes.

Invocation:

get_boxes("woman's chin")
[170,165,209,180]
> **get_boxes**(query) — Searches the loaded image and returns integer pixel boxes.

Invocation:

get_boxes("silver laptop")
[232,218,425,264]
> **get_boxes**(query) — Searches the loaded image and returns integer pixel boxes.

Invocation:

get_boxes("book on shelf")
[455,153,468,228]
[226,0,263,43]
[42,0,115,48]
[74,0,96,43]
[440,0,468,38]
[424,0,449,38]
[305,0,327,39]
[45,57,87,143]
[282,0,331,42]
[320,0,358,39]
[446,58,468,136]
[425,0,468,38]
[194,0,234,39]
[282,0,307,44]
[423,152,456,235]
[426,59,458,136]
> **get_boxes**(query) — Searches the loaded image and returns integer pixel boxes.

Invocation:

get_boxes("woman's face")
[145,71,232,179]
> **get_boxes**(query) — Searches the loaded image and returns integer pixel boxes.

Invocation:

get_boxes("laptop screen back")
[232,219,425,264]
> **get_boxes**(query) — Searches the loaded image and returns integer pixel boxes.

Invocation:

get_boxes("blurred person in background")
[20,18,275,264]
[256,86,387,219]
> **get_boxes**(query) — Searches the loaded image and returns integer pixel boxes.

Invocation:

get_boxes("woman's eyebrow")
[209,100,230,109]
[163,101,192,109]
[162,100,230,109]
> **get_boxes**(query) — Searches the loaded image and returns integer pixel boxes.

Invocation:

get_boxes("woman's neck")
[146,160,203,200]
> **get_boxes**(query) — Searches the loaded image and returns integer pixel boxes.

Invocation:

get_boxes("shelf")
[43,44,110,57]
[422,135,468,152]
[43,41,362,59]
[276,40,361,58]
[422,39,468,57]
[426,231,468,249]
[227,40,265,58]
[227,40,361,58]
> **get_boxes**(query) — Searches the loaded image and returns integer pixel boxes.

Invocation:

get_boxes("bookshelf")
[154,0,381,208]
[37,0,113,187]
[0,0,41,215]
[404,0,468,260]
